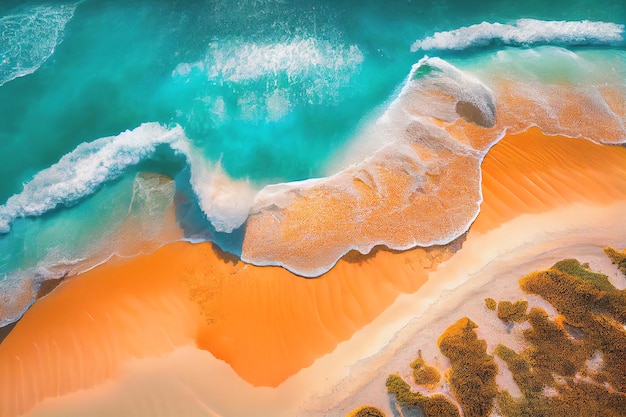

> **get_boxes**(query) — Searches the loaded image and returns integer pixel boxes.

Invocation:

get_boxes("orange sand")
[242,127,481,275]
[241,78,626,276]
[0,232,444,416]
[192,244,441,387]
[0,248,202,417]
[1,129,626,416]
[474,127,626,232]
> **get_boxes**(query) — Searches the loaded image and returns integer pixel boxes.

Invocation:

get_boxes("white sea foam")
[193,38,363,83]
[0,123,255,235]
[411,19,625,52]
[240,48,626,277]
[172,38,363,118]
[183,151,256,233]
[0,3,77,86]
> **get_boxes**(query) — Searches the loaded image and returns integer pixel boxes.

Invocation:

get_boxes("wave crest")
[411,19,624,52]
[0,123,255,235]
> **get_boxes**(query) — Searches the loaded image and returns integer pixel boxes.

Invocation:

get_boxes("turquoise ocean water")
[1,0,625,325]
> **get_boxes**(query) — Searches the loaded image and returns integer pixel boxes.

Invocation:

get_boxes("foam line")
[411,19,625,52]
[240,50,626,276]
[0,123,255,235]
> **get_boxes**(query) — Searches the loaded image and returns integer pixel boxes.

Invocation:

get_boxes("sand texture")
[1,129,625,416]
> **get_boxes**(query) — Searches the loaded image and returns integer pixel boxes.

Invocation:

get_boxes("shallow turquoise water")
[0,0,625,324]
[2,0,624,198]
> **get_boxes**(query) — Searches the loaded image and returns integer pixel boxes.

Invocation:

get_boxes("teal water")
[0,0,625,324]
[3,0,625,199]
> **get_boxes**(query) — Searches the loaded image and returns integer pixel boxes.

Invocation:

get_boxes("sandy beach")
[17,201,626,417]
[303,201,626,416]
[1,128,625,417]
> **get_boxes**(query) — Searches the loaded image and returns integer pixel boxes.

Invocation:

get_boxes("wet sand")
[308,204,626,416]
[20,202,626,417]
[1,129,625,416]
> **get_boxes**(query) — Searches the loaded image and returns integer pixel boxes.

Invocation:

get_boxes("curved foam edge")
[411,19,625,52]
[2,129,625,416]
[240,51,626,276]
[0,123,255,235]
[0,3,78,87]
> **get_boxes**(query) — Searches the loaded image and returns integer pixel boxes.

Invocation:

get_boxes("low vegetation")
[348,250,626,417]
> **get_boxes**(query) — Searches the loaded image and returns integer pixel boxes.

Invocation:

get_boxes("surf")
[411,18,625,52]
[0,3,78,86]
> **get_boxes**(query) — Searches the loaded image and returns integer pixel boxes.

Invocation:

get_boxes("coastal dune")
[0,127,625,416]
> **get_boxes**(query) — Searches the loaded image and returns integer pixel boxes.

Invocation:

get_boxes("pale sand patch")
[26,346,306,417]
[302,201,626,416]
[24,201,626,417]
[5,128,623,412]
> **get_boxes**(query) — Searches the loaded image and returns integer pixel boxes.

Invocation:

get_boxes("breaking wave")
[0,123,255,235]
[411,19,624,51]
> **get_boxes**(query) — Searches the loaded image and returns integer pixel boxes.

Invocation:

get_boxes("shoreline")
[21,201,626,417]
[300,201,626,416]
[2,129,625,416]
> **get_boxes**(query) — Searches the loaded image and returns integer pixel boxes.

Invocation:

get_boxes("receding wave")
[411,19,625,51]
[0,123,255,235]
[241,48,626,276]
[0,3,77,86]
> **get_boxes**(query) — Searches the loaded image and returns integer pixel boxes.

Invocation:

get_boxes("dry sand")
[21,201,626,417]
[1,129,625,417]
[303,201,626,417]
